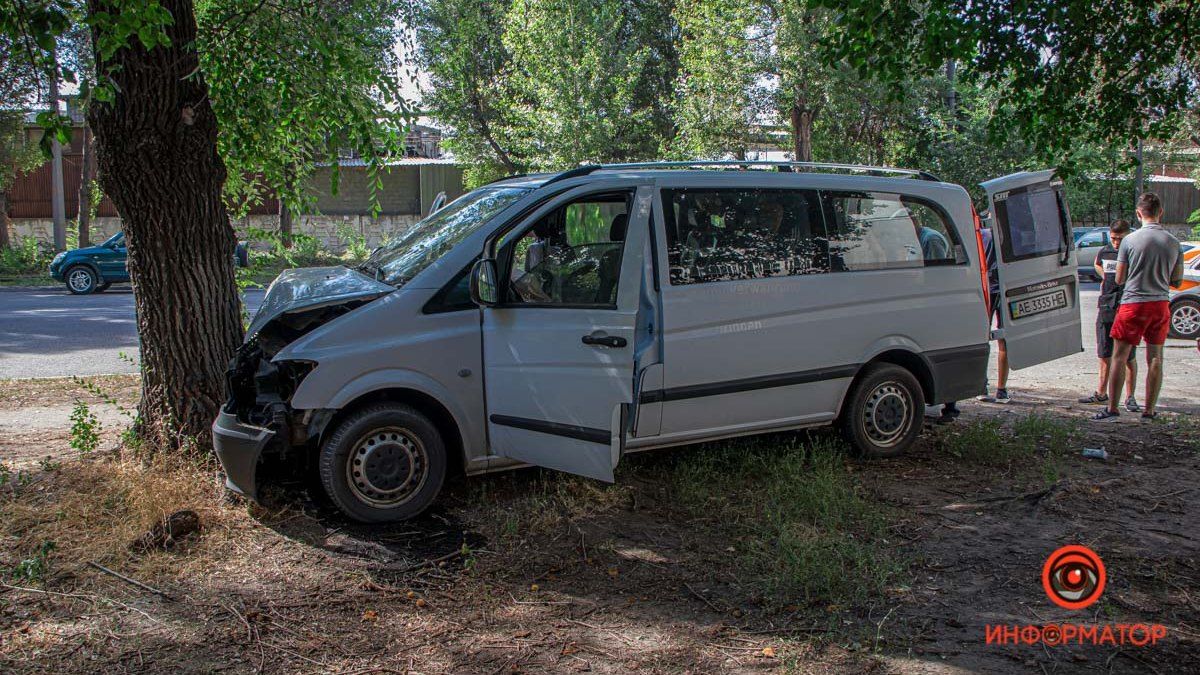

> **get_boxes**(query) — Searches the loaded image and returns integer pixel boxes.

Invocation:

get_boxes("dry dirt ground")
[0,380,1197,674]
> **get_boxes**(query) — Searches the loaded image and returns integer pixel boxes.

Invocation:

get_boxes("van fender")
[857,335,928,367]
[836,336,938,412]
[291,366,472,442]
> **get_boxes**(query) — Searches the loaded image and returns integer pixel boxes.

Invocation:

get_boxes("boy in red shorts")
[1093,193,1184,420]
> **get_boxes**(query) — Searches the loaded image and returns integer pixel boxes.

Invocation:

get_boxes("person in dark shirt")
[1079,220,1138,410]
[976,223,1011,403]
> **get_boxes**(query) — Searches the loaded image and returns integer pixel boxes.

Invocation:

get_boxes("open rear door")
[481,184,655,481]
[981,170,1083,370]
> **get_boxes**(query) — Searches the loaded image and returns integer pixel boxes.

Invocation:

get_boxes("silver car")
[1169,256,1200,340]
[213,163,1083,522]
[1074,227,1109,281]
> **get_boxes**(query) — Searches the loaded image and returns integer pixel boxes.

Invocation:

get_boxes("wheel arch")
[314,387,467,477]
[63,260,103,281]
[838,348,936,416]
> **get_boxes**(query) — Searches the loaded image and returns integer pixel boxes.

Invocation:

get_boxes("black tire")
[96,282,113,293]
[65,265,99,295]
[1169,298,1200,340]
[318,403,447,523]
[839,363,924,459]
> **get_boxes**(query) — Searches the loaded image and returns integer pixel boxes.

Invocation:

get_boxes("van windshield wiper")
[357,259,382,281]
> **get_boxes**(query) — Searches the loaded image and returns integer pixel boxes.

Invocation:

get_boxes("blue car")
[49,232,249,295]
[48,232,130,294]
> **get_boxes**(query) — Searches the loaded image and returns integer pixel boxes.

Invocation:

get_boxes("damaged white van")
[213,162,1082,522]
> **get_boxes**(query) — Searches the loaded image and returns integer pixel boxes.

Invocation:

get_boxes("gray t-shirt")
[1116,224,1183,303]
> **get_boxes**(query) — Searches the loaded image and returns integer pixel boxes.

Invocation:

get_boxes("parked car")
[1074,227,1109,281]
[1073,226,1102,243]
[213,162,1083,523]
[1182,241,1199,264]
[1168,256,1200,340]
[49,232,249,294]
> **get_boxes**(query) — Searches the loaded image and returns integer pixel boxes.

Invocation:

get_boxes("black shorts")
[1097,320,1137,360]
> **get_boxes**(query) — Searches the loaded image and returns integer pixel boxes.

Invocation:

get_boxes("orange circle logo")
[1042,545,1106,610]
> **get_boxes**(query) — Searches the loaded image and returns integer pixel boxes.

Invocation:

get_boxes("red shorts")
[1110,301,1170,346]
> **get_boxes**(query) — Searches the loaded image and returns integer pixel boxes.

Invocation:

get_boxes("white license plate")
[1010,289,1068,319]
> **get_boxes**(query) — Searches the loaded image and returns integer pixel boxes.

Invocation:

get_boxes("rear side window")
[822,191,959,271]
[662,188,830,285]
[992,184,1069,262]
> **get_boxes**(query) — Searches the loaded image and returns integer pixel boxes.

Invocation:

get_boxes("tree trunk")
[49,49,68,252]
[790,103,815,163]
[77,126,95,248]
[0,192,10,249]
[87,0,242,448]
[278,197,293,249]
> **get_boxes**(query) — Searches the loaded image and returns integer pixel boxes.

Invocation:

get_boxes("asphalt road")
[0,285,264,378]
[0,282,1196,408]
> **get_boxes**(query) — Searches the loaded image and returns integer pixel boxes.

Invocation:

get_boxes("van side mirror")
[470,258,499,306]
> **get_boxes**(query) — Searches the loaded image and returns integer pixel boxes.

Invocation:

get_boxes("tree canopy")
[815,0,1200,166]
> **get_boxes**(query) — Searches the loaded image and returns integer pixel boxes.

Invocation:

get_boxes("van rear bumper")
[927,344,990,402]
[212,411,274,501]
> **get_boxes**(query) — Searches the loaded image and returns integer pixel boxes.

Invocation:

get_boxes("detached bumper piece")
[212,411,275,501]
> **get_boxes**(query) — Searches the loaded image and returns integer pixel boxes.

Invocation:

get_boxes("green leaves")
[416,0,676,181]
[34,110,72,158]
[814,0,1199,165]
[196,0,408,215]
[86,2,173,62]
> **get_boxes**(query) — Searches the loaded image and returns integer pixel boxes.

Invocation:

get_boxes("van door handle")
[582,334,627,348]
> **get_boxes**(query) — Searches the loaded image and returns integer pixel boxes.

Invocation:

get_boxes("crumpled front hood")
[246,266,394,340]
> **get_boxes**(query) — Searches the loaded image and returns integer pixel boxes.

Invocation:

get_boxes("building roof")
[332,157,458,168]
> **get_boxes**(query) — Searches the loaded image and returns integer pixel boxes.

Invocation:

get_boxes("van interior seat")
[597,213,629,303]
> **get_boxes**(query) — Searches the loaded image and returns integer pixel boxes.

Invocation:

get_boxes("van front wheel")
[318,403,447,523]
[841,363,923,459]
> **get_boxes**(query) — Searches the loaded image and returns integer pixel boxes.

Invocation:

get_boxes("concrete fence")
[7,213,423,254]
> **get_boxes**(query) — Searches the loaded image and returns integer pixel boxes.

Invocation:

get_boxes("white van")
[213,162,1082,522]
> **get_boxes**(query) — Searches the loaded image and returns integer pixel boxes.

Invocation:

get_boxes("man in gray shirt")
[1095,192,1184,420]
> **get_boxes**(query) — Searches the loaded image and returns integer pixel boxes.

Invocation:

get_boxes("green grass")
[940,412,1078,466]
[669,435,901,608]
[0,274,56,287]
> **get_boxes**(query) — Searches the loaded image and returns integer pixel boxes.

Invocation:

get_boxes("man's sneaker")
[1092,409,1120,421]
[1125,396,1141,413]
[1078,392,1109,404]
[977,390,1010,403]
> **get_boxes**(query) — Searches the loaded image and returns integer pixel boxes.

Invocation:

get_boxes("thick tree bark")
[77,126,95,248]
[790,103,815,163]
[87,0,243,447]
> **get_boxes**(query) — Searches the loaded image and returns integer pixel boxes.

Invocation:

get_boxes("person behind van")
[1078,219,1139,410]
[1093,193,1184,420]
[915,217,950,260]
[976,223,1011,403]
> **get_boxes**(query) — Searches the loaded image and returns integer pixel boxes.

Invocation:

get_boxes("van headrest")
[610,213,628,242]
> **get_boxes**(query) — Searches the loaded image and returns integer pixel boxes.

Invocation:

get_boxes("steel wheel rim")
[1172,305,1200,336]
[861,381,912,448]
[68,269,93,292]
[346,426,428,508]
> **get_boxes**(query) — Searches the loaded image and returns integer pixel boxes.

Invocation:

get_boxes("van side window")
[503,191,631,306]
[662,188,829,285]
[821,191,958,271]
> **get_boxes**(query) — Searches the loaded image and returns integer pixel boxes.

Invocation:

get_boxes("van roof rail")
[539,160,940,183]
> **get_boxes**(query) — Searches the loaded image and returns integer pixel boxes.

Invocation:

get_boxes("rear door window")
[991,184,1070,262]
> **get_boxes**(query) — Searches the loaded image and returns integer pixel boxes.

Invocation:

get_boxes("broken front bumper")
[212,411,275,501]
